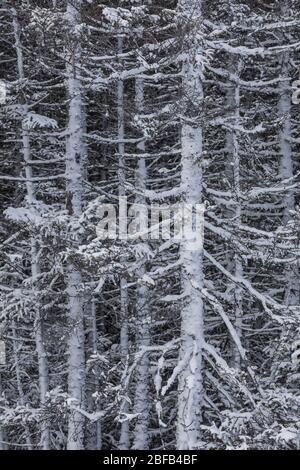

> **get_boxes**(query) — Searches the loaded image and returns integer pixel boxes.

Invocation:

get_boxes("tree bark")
[117,36,130,451]
[226,59,243,369]
[132,76,150,450]
[65,0,85,450]
[176,0,205,450]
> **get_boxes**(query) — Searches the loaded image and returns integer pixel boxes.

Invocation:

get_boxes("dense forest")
[0,0,300,450]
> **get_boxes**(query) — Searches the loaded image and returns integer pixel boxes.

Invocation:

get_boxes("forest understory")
[0,0,300,451]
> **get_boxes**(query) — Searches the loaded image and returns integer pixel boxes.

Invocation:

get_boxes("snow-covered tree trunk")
[86,300,102,450]
[65,0,85,450]
[117,36,130,451]
[176,0,205,450]
[91,299,102,450]
[132,76,150,450]
[226,59,243,369]
[12,7,50,449]
[0,372,6,449]
[278,48,298,306]
[12,321,32,449]
[279,54,294,225]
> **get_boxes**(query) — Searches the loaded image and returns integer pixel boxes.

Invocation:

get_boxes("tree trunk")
[65,0,85,450]
[12,7,50,449]
[226,59,243,369]
[132,76,150,450]
[278,49,298,306]
[0,371,6,449]
[86,299,102,450]
[12,322,32,449]
[176,0,205,450]
[117,36,130,450]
